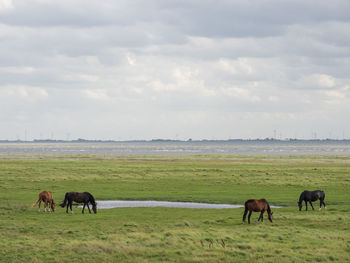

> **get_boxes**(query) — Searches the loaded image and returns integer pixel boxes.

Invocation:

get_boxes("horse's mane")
[298,191,305,204]
[85,192,96,206]
[265,201,271,213]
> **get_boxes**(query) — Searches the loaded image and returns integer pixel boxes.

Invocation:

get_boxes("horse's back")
[39,191,51,200]
[300,190,311,199]
[300,190,325,201]
[245,199,269,211]
[47,191,54,200]
[315,190,325,200]
[83,192,95,198]
[258,199,270,209]
[245,199,256,207]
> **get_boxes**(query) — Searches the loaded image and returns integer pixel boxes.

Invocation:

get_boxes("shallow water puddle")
[93,200,282,209]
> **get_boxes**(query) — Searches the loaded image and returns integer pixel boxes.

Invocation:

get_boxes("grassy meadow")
[0,155,349,262]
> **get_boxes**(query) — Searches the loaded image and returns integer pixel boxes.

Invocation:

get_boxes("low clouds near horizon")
[1,0,350,140]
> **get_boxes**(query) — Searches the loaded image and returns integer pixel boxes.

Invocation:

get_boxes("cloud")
[0,0,350,140]
[0,0,13,11]
[300,74,337,89]
[82,89,110,101]
[0,85,48,100]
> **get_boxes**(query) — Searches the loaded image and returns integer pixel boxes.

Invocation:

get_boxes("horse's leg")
[305,200,308,211]
[48,200,52,212]
[309,201,314,210]
[66,201,69,213]
[260,211,264,222]
[242,208,248,224]
[82,203,85,214]
[86,203,91,214]
[70,202,73,214]
[45,200,49,212]
[38,200,41,212]
[248,211,252,224]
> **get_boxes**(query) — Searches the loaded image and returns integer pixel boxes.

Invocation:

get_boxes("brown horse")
[242,199,273,224]
[32,191,55,212]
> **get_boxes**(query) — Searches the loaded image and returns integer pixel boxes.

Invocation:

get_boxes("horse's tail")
[60,192,68,208]
[244,200,250,209]
[85,192,96,206]
[32,198,41,207]
[320,190,325,199]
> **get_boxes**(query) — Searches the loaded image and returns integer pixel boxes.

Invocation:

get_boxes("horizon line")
[1,138,350,143]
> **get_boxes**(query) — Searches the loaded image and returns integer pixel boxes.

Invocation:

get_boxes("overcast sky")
[1,0,349,140]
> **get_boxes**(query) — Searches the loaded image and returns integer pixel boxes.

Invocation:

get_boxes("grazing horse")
[242,199,273,224]
[60,192,97,214]
[298,190,326,211]
[32,191,55,212]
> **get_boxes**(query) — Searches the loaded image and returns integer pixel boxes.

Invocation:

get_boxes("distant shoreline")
[1,139,350,156]
[1,138,350,143]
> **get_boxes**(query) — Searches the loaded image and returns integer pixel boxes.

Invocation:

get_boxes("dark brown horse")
[242,199,273,224]
[60,192,97,214]
[32,191,55,212]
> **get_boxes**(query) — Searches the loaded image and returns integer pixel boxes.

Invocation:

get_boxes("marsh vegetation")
[0,155,349,262]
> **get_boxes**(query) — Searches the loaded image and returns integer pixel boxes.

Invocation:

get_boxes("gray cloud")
[0,0,349,140]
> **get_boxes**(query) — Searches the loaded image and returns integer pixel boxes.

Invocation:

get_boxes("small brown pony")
[32,191,55,212]
[242,199,273,224]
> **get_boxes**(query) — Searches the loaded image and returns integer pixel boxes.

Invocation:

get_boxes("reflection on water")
[1,141,350,155]
[93,200,282,209]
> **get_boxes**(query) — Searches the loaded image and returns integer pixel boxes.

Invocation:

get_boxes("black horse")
[298,190,326,211]
[60,192,97,214]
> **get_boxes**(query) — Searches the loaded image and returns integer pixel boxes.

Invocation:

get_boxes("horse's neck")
[87,194,95,205]
[266,204,271,213]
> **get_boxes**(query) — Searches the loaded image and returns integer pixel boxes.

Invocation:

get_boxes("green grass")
[0,155,349,262]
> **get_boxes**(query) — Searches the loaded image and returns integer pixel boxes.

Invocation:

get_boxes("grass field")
[0,155,349,262]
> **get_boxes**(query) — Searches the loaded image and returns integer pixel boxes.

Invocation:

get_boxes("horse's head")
[92,204,97,214]
[298,201,302,211]
[268,212,273,223]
